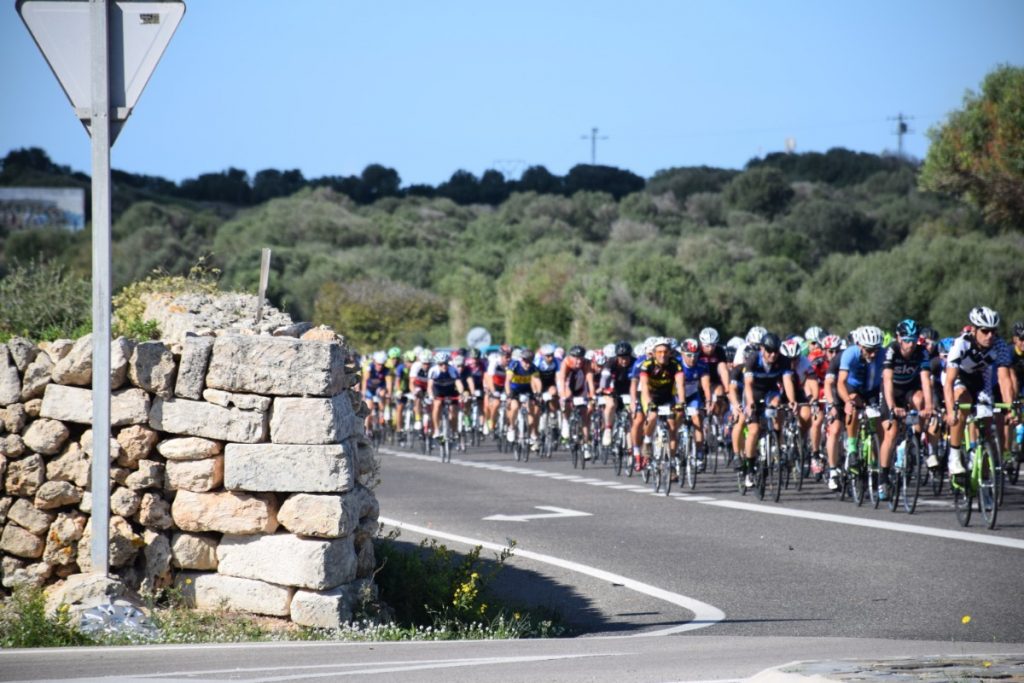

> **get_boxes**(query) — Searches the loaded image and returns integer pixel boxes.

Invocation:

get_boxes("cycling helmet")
[821,334,842,350]
[780,339,801,358]
[650,337,672,350]
[434,351,450,364]
[760,332,781,352]
[804,326,824,343]
[418,349,433,363]
[510,348,522,361]
[595,353,608,367]
[568,345,586,358]
[452,355,464,367]
[725,336,744,352]
[895,318,918,339]
[746,326,767,345]
[387,346,401,359]
[698,327,719,345]
[520,347,534,360]
[1014,321,1024,338]
[968,306,1000,328]
[470,347,482,359]
[540,343,556,356]
[372,351,387,364]
[554,346,565,359]
[614,340,633,357]
[403,350,416,362]
[681,338,699,354]
[602,343,616,358]
[919,326,938,342]
[857,326,884,349]
[939,337,955,354]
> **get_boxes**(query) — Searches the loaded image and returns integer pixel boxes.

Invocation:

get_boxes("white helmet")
[418,349,432,363]
[651,336,672,350]
[510,348,522,361]
[602,343,616,358]
[372,351,387,364]
[433,351,450,364]
[856,326,883,349]
[780,339,801,358]
[745,326,767,345]
[540,343,556,356]
[699,327,719,345]
[804,326,824,343]
[968,306,1000,328]
[725,336,744,351]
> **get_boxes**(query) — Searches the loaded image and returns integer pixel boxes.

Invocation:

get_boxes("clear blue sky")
[3,0,1023,187]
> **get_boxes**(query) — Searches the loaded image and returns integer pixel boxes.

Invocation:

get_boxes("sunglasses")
[826,348,838,354]
[977,327,996,335]
[683,352,697,358]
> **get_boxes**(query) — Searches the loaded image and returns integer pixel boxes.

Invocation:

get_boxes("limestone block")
[41,510,87,566]
[0,434,26,458]
[2,560,52,589]
[20,352,53,401]
[277,493,357,539]
[0,497,11,524]
[44,573,130,616]
[6,454,45,496]
[205,335,347,397]
[40,339,74,364]
[111,466,130,485]
[23,398,41,418]
[78,515,142,571]
[171,490,278,535]
[125,460,165,491]
[156,436,222,461]
[216,532,357,590]
[290,584,362,628]
[166,456,223,492]
[40,384,151,426]
[46,444,90,487]
[170,532,218,570]
[115,424,159,468]
[78,491,91,514]
[1,523,45,558]
[0,456,5,488]
[224,444,352,493]
[50,335,93,386]
[0,345,21,406]
[202,388,271,413]
[269,393,357,445]
[149,397,267,444]
[6,337,38,373]
[129,341,177,398]
[135,492,173,530]
[141,529,172,592]
[81,429,123,461]
[173,335,213,400]
[34,480,83,510]
[8,498,56,534]
[350,485,381,522]
[23,418,70,455]
[110,486,141,517]
[1,403,27,434]
[110,336,134,390]
[178,571,293,617]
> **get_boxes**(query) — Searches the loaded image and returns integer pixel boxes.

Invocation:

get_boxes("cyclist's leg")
[948,385,972,473]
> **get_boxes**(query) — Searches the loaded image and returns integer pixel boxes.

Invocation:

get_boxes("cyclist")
[536,344,561,439]
[741,332,793,488]
[699,327,731,419]
[680,338,714,470]
[599,340,635,448]
[638,337,686,466]
[837,326,886,491]
[361,351,393,435]
[880,319,934,496]
[392,350,413,438]
[629,339,653,469]
[558,344,597,459]
[944,307,1014,475]
[427,352,467,441]
[483,345,511,435]
[409,349,433,431]
[505,346,542,450]
[820,334,846,490]
[780,337,815,462]
[805,329,830,473]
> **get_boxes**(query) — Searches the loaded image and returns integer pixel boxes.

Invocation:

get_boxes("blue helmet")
[896,318,918,339]
[938,337,955,354]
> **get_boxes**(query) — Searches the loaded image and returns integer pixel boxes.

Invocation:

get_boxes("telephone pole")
[580,127,608,164]
[888,113,914,159]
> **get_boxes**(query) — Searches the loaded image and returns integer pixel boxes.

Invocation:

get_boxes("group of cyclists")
[360,305,1024,513]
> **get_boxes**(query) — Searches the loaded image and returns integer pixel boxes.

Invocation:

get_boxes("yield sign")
[18,0,185,143]
[483,506,592,523]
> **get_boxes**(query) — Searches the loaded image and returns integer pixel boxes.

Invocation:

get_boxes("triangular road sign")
[18,0,185,143]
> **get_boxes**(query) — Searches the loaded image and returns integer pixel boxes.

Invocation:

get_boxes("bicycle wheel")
[792,431,806,492]
[769,432,783,503]
[756,453,768,501]
[665,455,676,496]
[686,439,697,490]
[850,452,866,506]
[1007,449,1021,486]
[980,441,999,529]
[931,439,947,496]
[953,475,972,527]
[902,436,923,514]
[571,443,580,469]
[866,434,881,509]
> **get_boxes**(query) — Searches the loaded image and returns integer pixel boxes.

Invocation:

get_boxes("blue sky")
[3,1,1023,186]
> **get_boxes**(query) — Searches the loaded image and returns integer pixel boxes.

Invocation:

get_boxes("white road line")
[378,448,1024,551]
[380,516,725,638]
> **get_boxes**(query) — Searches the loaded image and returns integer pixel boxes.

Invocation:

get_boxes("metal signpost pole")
[89,0,112,576]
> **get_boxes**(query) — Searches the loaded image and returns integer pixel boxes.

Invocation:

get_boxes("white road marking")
[380,516,726,638]
[483,505,592,522]
[378,448,1024,551]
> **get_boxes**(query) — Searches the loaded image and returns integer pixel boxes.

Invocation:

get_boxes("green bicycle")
[950,401,1008,529]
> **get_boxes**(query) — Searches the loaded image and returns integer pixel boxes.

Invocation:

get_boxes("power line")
[580,127,608,164]
[887,112,914,158]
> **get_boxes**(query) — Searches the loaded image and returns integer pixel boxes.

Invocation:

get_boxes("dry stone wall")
[0,325,378,628]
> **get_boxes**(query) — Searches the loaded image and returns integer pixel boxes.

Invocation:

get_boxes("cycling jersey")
[428,364,460,397]
[536,356,561,391]
[393,362,409,394]
[807,348,829,384]
[947,333,1010,397]
[506,360,538,394]
[562,361,590,397]
[640,358,681,402]
[486,355,508,390]
[882,341,930,390]
[409,361,430,392]
[628,355,647,381]
[744,351,792,395]
[1011,344,1024,393]
[839,345,885,394]
[698,345,727,386]
[464,357,485,384]
[363,363,390,397]
[680,360,709,400]
[600,358,634,395]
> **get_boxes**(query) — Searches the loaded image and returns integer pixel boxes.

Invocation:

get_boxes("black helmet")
[614,340,633,357]
[919,326,939,342]
[1014,321,1024,338]
[470,347,482,359]
[895,319,918,339]
[761,333,781,352]
[569,345,586,358]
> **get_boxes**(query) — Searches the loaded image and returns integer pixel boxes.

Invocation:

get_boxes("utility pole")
[888,113,914,159]
[580,127,608,165]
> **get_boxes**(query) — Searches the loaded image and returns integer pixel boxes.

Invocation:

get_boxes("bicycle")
[511,393,535,463]
[610,394,633,476]
[702,407,725,475]
[433,396,460,463]
[566,396,590,469]
[537,393,560,459]
[679,405,702,491]
[998,400,1022,502]
[779,404,807,492]
[950,401,1008,529]
[853,403,882,508]
[756,404,784,502]
[493,393,509,454]
[889,410,927,514]
[650,404,678,495]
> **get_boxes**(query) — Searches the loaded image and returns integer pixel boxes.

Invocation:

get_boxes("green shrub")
[0,259,91,342]
[0,586,93,648]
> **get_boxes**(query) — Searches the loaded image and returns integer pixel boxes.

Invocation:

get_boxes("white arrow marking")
[482,505,592,522]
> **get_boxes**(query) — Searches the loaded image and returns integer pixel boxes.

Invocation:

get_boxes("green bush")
[0,259,91,342]
[0,586,93,648]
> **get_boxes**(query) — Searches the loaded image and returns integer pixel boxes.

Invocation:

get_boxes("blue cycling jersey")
[629,355,647,381]
[680,360,708,398]
[839,345,885,393]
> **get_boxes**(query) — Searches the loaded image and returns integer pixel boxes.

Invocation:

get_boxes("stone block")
[5,337,38,373]
[46,444,90,487]
[0,434,26,458]
[277,493,357,539]
[80,429,123,462]
[5,454,45,496]
[156,436,222,461]
[110,486,141,517]
[1,523,45,558]
[170,532,218,570]
[290,584,362,629]
[23,398,41,418]
[166,456,223,492]
[224,444,353,493]
[41,511,87,566]
[171,490,278,535]
[178,572,293,617]
[136,492,173,530]
[115,424,159,468]
[216,532,357,590]
[0,345,21,406]
[141,529,172,592]
[20,352,53,401]
[125,460,165,491]
[110,337,134,390]
[8,498,56,535]
[34,480,83,509]
[0,497,11,524]
[202,388,271,412]
[40,384,151,426]
[174,335,214,400]
[205,335,347,397]
[23,418,70,455]
[40,339,74,364]
[44,573,130,616]
[1,403,27,434]
[149,397,267,443]
[50,335,93,386]
[78,516,142,571]
[129,341,177,398]
[269,393,357,445]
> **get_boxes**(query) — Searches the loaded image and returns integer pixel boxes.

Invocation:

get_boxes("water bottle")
[895,440,906,469]
[1015,423,1024,446]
